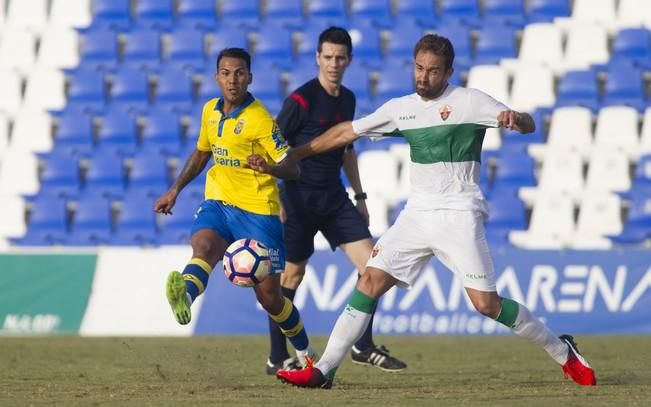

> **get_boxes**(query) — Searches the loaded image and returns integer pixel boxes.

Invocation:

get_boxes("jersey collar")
[214,92,255,118]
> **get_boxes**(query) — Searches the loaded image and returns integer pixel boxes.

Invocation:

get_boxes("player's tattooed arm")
[154,149,211,214]
[497,110,536,134]
[289,121,358,160]
[245,154,300,180]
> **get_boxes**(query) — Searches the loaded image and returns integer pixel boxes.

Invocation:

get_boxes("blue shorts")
[281,183,372,263]
[191,200,285,274]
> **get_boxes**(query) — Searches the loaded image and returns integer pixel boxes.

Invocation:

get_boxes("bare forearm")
[342,147,364,193]
[290,121,358,160]
[266,157,300,180]
[513,112,536,134]
[171,150,210,192]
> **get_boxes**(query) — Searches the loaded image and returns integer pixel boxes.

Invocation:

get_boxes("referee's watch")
[354,192,368,201]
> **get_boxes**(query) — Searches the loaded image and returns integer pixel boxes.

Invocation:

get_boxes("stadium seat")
[346,25,383,67]
[263,0,304,27]
[466,65,509,104]
[535,149,585,202]
[0,193,27,240]
[39,155,81,199]
[342,64,371,107]
[546,106,593,157]
[609,187,651,244]
[253,24,294,66]
[394,0,436,27]
[0,26,37,77]
[585,148,631,193]
[435,25,472,72]
[387,143,410,202]
[176,1,216,29]
[0,114,8,155]
[122,28,163,72]
[196,73,222,106]
[79,29,119,72]
[286,66,318,94]
[23,68,66,112]
[111,191,160,246]
[210,28,249,60]
[483,0,526,28]
[248,66,283,115]
[617,0,651,31]
[640,107,651,154]
[159,193,202,245]
[357,150,400,205]
[127,151,171,195]
[0,151,39,196]
[166,29,207,71]
[474,26,517,66]
[83,151,126,198]
[485,195,527,245]
[365,193,389,237]
[571,0,616,24]
[612,28,651,69]
[16,198,68,246]
[220,0,260,27]
[349,0,392,27]
[307,0,347,20]
[49,0,92,29]
[153,67,194,113]
[633,154,651,186]
[375,62,413,103]
[135,0,174,31]
[509,194,575,249]
[141,109,184,155]
[36,26,80,70]
[509,64,555,112]
[109,68,150,113]
[296,24,330,59]
[10,109,53,153]
[517,23,563,70]
[53,112,95,156]
[572,191,622,249]
[492,151,537,193]
[563,23,609,71]
[439,0,481,27]
[386,24,424,60]
[67,193,113,245]
[0,69,22,118]
[594,106,640,158]
[603,64,646,112]
[96,109,138,156]
[527,0,570,23]
[92,0,131,30]
[67,68,106,113]
[556,70,600,112]
[6,0,48,33]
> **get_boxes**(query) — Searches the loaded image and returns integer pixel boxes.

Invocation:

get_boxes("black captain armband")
[354,192,368,200]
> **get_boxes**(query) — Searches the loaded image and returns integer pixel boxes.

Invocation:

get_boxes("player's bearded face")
[414,51,452,100]
[216,56,252,105]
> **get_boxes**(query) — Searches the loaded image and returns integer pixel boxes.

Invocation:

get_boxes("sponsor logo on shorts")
[371,245,381,258]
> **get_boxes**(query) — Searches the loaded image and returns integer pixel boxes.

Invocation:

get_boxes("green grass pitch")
[1,336,649,406]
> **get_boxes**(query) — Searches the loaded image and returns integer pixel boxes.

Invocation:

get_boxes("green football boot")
[166,271,192,325]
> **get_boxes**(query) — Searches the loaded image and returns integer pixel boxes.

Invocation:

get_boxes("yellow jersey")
[196,94,289,215]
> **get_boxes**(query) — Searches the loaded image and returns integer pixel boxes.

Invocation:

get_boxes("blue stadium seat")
[122,28,163,72]
[220,0,260,27]
[483,0,526,28]
[394,0,437,27]
[210,28,249,61]
[80,29,119,71]
[556,70,600,113]
[153,67,194,113]
[159,193,203,244]
[109,68,150,113]
[39,155,81,199]
[307,0,347,20]
[249,65,283,114]
[492,151,537,194]
[174,161,209,198]
[603,64,647,112]
[286,66,318,94]
[97,109,138,156]
[264,0,304,28]
[127,151,171,195]
[177,0,218,29]
[84,151,126,198]
[54,112,95,156]
[67,194,113,246]
[111,191,160,246]
[141,109,184,155]
[343,64,372,106]
[347,25,383,67]
[297,25,328,59]
[350,0,393,27]
[485,195,527,245]
[375,61,413,103]
[435,25,472,72]
[528,0,570,23]
[135,0,174,30]
[612,28,651,70]
[633,154,651,186]
[166,29,207,71]
[439,0,481,27]
[386,23,424,60]
[16,198,68,246]
[92,0,131,30]
[254,24,294,67]
[196,73,222,106]
[610,188,651,244]
[475,26,517,65]
[67,69,106,113]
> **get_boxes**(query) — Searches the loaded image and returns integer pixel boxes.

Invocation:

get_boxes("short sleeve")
[257,116,290,163]
[351,100,398,137]
[276,95,308,144]
[468,88,509,128]
[196,101,213,152]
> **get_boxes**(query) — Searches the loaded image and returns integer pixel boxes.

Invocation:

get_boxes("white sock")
[509,301,569,365]
[315,306,372,375]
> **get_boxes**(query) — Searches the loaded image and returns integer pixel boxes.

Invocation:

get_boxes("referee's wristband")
[354,192,368,200]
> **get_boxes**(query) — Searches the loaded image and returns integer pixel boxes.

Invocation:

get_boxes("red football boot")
[560,335,597,386]
[276,356,332,389]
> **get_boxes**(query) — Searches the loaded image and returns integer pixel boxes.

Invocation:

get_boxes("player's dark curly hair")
[317,26,353,57]
[216,47,251,72]
[413,34,455,71]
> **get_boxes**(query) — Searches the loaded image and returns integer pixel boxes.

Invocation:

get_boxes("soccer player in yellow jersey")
[154,48,315,363]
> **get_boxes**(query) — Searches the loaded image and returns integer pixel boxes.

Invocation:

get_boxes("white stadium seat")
[357,149,400,205]
[563,24,609,71]
[0,150,39,195]
[49,0,92,29]
[6,0,48,34]
[536,149,585,200]
[517,23,563,70]
[510,194,576,249]
[388,143,411,203]
[546,106,594,157]
[365,193,389,237]
[0,193,26,239]
[9,109,53,153]
[639,107,651,154]
[617,0,651,29]
[0,26,37,76]
[509,64,555,112]
[23,68,66,111]
[0,69,22,118]
[0,114,8,156]
[572,0,617,24]
[572,191,623,249]
[594,106,640,158]
[585,148,632,193]
[466,65,510,105]
[36,26,80,69]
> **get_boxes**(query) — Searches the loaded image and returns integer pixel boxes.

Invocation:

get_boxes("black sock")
[354,274,376,351]
[268,286,297,364]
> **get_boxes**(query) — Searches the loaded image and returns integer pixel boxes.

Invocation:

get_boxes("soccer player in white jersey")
[269,34,596,388]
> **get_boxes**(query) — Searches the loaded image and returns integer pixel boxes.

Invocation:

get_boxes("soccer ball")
[223,238,271,287]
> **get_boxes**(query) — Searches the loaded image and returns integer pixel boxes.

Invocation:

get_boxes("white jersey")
[352,85,507,214]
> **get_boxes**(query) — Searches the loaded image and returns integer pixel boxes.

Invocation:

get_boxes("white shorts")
[366,208,496,291]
